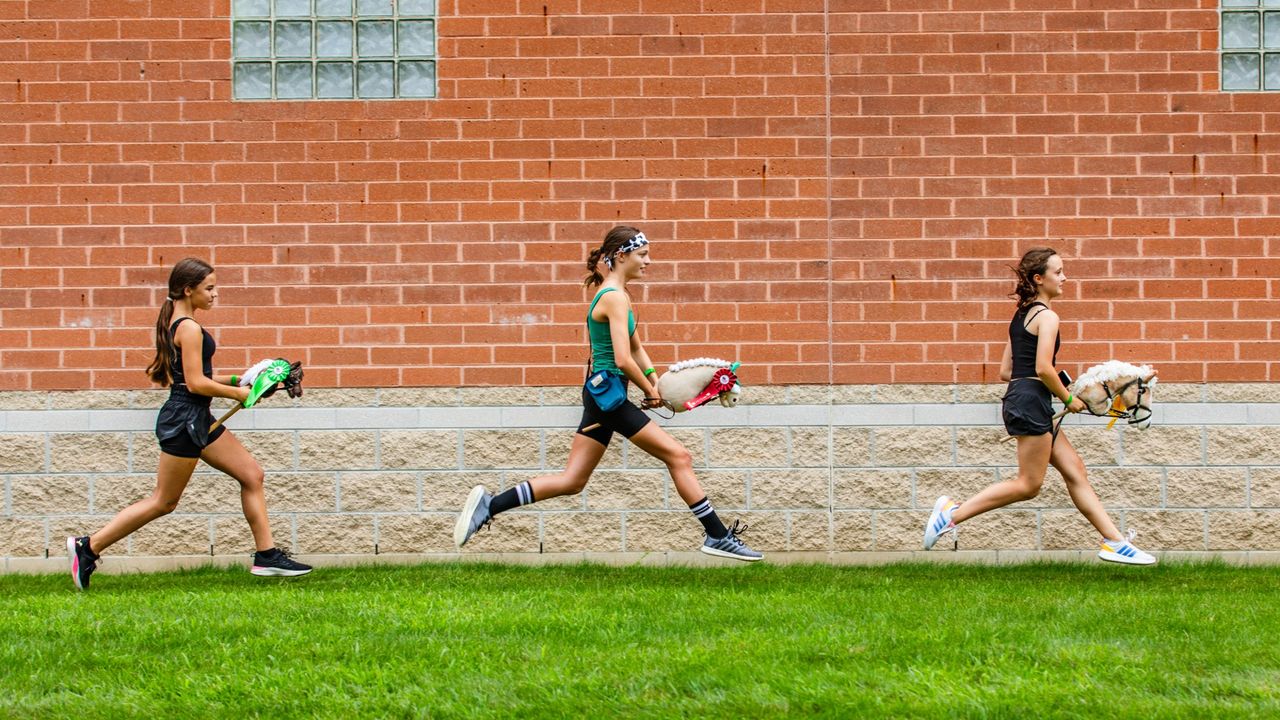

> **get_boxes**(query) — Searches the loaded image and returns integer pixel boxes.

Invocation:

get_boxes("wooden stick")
[208,403,242,433]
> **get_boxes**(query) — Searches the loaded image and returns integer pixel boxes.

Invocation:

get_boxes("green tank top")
[587,287,635,375]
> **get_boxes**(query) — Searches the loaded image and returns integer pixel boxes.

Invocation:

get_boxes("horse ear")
[1141,370,1157,383]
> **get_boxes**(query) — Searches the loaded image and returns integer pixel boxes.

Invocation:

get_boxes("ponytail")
[1009,247,1058,310]
[584,246,607,288]
[145,257,213,387]
[583,225,643,288]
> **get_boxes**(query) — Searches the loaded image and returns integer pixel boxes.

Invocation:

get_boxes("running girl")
[67,258,311,589]
[922,248,1155,565]
[454,226,762,561]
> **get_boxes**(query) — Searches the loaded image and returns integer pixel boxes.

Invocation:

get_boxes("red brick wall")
[0,0,1275,390]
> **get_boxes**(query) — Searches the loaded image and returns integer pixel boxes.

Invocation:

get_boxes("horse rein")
[1093,376,1153,426]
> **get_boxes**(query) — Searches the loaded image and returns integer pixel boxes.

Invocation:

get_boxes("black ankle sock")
[688,497,728,539]
[489,481,534,516]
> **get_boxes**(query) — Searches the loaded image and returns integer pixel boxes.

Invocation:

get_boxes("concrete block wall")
[5,383,1280,569]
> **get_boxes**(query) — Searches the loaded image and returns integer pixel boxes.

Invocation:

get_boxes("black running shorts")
[576,384,651,447]
[1001,378,1053,436]
[155,396,225,458]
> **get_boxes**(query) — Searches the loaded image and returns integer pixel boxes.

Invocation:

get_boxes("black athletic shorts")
[1001,378,1053,436]
[155,389,225,458]
[576,383,651,447]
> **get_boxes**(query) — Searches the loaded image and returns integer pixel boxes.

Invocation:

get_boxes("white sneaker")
[453,485,493,548]
[1098,529,1156,566]
[922,495,958,550]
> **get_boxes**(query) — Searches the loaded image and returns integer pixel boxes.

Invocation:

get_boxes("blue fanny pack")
[585,369,626,412]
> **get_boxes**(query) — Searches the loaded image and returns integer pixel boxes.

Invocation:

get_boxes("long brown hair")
[1009,247,1058,310]
[584,225,643,288]
[145,257,213,386]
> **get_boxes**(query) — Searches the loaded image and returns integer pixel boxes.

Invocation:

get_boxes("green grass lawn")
[2,562,1277,718]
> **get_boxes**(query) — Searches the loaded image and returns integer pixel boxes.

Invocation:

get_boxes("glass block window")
[1222,0,1280,91]
[232,0,436,100]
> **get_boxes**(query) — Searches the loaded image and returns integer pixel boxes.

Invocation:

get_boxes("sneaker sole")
[1098,550,1156,566]
[251,566,313,577]
[454,485,486,548]
[699,545,763,562]
[922,495,951,551]
[67,536,84,591]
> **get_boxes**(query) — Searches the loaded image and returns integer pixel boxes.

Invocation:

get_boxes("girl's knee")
[664,447,693,472]
[563,475,589,495]
[1014,477,1043,500]
[237,466,266,492]
[151,495,181,516]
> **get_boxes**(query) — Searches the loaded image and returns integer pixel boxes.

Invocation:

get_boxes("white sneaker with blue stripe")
[922,495,958,550]
[1098,529,1156,565]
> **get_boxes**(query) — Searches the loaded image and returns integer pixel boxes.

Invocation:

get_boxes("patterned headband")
[603,232,648,269]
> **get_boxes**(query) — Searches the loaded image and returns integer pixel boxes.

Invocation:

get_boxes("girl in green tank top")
[586,286,635,376]
[452,226,762,561]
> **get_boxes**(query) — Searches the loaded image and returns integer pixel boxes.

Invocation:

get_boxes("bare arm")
[1032,311,1084,412]
[175,322,250,402]
[999,343,1012,383]
[631,334,657,396]
[600,292,657,397]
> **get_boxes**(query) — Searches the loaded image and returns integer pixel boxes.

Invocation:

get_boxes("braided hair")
[1009,247,1058,310]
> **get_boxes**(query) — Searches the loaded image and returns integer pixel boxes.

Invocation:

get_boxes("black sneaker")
[67,536,98,590]
[250,548,312,577]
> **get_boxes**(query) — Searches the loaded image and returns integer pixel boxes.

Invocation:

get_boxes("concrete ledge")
[6,550,1275,574]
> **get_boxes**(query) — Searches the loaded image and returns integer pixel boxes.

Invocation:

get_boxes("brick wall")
[1,0,1277,391]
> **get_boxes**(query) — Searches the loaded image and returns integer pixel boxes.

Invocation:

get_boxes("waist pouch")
[585,369,626,412]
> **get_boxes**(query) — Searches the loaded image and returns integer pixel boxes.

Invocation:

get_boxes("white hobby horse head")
[654,358,742,413]
[1071,361,1157,430]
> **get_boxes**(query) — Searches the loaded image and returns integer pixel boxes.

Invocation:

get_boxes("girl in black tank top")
[920,248,1156,565]
[65,258,311,590]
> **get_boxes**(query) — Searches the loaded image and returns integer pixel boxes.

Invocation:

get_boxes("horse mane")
[1073,360,1154,390]
[668,357,733,373]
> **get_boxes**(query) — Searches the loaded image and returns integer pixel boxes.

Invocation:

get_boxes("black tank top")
[169,317,215,387]
[1009,302,1059,379]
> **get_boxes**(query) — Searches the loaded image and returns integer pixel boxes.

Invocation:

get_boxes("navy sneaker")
[251,548,312,577]
[67,536,98,591]
[454,485,493,547]
[700,520,763,562]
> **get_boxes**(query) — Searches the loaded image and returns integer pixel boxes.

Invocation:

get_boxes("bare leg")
[200,430,274,552]
[952,433,1052,525]
[527,432,608,501]
[89,452,198,555]
[625,422,703,505]
[1051,431,1122,540]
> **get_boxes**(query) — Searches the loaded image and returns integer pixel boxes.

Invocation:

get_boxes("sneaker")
[251,548,313,577]
[700,520,763,562]
[1098,529,1156,566]
[923,495,959,550]
[454,485,493,548]
[67,536,98,591]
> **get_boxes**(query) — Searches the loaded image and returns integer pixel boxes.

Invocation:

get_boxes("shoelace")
[724,520,750,545]
[1105,529,1138,549]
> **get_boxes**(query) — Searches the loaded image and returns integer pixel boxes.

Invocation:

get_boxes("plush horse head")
[1071,361,1156,430]
[655,358,741,413]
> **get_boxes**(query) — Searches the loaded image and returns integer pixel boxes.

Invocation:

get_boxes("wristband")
[1064,393,1073,405]
[643,367,656,377]
[230,375,238,386]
